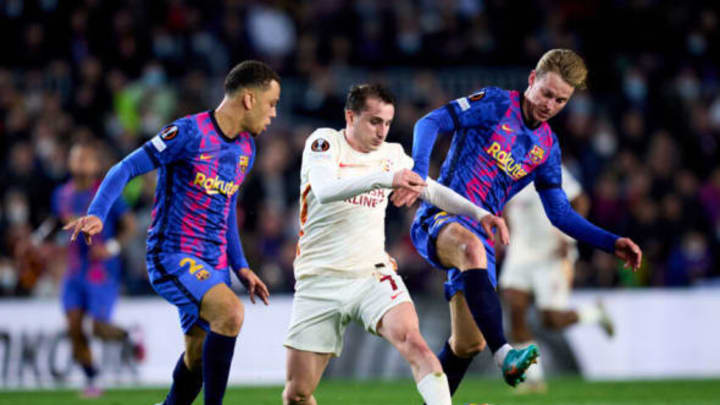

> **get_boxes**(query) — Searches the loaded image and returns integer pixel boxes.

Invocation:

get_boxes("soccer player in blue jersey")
[53,141,137,397]
[392,49,642,394]
[64,60,279,405]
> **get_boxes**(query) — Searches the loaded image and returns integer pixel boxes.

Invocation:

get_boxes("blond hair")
[535,49,588,90]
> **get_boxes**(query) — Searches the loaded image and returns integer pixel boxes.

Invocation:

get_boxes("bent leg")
[282,348,331,405]
[377,302,441,381]
[436,223,507,355]
[199,283,244,405]
[66,309,97,384]
[378,302,451,405]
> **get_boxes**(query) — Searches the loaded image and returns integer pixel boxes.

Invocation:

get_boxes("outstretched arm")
[309,164,425,204]
[64,147,156,243]
[538,187,642,270]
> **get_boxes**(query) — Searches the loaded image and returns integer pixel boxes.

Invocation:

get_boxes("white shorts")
[499,258,574,311]
[284,268,412,357]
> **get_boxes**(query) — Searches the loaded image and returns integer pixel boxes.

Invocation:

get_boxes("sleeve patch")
[455,97,471,111]
[151,135,167,152]
[311,138,330,152]
[160,125,179,140]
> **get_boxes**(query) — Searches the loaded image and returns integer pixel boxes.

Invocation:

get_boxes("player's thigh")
[377,302,420,344]
[284,276,346,356]
[448,292,485,354]
[436,222,487,270]
[285,347,332,395]
[199,282,244,325]
[184,325,207,369]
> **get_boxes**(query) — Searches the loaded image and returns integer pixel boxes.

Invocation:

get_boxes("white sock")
[493,343,513,368]
[516,341,544,383]
[417,372,451,405]
[578,304,602,324]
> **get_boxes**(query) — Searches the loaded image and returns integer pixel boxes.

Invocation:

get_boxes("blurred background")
[1,0,719,389]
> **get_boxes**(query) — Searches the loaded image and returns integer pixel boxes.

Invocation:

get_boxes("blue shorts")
[411,207,497,301]
[61,275,119,322]
[147,252,231,334]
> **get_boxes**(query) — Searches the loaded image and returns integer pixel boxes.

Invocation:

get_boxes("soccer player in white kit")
[282,84,509,405]
[500,165,613,392]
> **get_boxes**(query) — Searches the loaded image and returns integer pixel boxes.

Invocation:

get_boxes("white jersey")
[503,165,583,267]
[294,128,413,279]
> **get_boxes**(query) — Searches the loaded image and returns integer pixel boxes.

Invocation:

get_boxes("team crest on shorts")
[160,125,179,140]
[195,270,210,281]
[311,138,330,152]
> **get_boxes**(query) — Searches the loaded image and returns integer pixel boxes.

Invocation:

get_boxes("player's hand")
[390,170,425,207]
[63,215,103,244]
[237,268,270,305]
[479,214,510,246]
[614,237,642,271]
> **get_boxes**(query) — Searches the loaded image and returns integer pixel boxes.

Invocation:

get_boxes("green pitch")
[2,377,719,405]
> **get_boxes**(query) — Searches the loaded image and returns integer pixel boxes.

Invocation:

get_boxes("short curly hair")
[224,60,280,95]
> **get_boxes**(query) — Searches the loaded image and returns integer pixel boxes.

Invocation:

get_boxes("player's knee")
[461,238,487,269]
[451,338,486,358]
[211,297,244,335]
[282,383,313,404]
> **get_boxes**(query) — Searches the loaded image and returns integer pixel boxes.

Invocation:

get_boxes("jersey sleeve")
[301,128,340,177]
[445,88,507,131]
[413,87,507,179]
[141,121,195,167]
[533,141,562,190]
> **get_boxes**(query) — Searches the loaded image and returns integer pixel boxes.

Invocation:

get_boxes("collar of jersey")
[209,109,243,143]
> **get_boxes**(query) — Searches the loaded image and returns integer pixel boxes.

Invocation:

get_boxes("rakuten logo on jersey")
[484,141,528,180]
[193,172,240,197]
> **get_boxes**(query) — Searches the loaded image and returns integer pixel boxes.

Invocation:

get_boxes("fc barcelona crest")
[239,155,249,173]
[528,145,545,164]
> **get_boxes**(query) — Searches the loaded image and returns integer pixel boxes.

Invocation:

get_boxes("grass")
[2,377,719,405]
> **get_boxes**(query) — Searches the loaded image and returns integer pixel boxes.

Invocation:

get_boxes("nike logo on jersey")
[199,154,213,160]
[390,292,402,300]
[501,124,515,133]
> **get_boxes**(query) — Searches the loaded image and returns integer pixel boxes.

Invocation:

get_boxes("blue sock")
[164,353,203,405]
[460,269,507,353]
[438,341,473,395]
[202,331,237,405]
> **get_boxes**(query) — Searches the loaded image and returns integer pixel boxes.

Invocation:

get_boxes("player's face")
[346,98,394,152]
[68,145,100,181]
[247,80,280,136]
[524,70,574,123]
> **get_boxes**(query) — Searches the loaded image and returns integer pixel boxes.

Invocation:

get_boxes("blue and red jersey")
[414,87,561,216]
[52,180,128,283]
[412,86,617,253]
[141,111,256,270]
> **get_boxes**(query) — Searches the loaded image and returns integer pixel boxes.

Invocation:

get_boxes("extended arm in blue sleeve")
[227,200,249,272]
[412,107,456,179]
[87,147,157,223]
[538,187,619,253]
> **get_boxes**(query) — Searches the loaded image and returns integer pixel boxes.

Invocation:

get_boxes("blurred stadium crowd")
[1,0,718,298]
